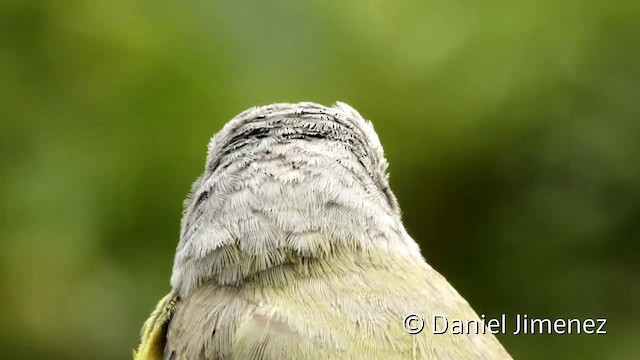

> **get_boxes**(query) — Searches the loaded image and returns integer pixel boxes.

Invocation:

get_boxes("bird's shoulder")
[163,253,510,359]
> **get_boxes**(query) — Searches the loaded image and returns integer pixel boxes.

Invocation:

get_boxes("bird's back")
[164,247,511,359]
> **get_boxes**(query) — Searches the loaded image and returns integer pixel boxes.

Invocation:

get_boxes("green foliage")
[1,1,638,359]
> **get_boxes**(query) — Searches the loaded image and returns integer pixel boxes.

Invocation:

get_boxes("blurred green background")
[1,1,638,359]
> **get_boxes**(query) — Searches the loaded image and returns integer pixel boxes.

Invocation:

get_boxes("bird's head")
[171,102,419,296]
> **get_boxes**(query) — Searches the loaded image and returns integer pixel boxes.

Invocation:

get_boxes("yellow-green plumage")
[134,294,179,360]
[134,102,512,359]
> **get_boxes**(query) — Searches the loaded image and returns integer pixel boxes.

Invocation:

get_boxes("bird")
[133,102,512,359]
